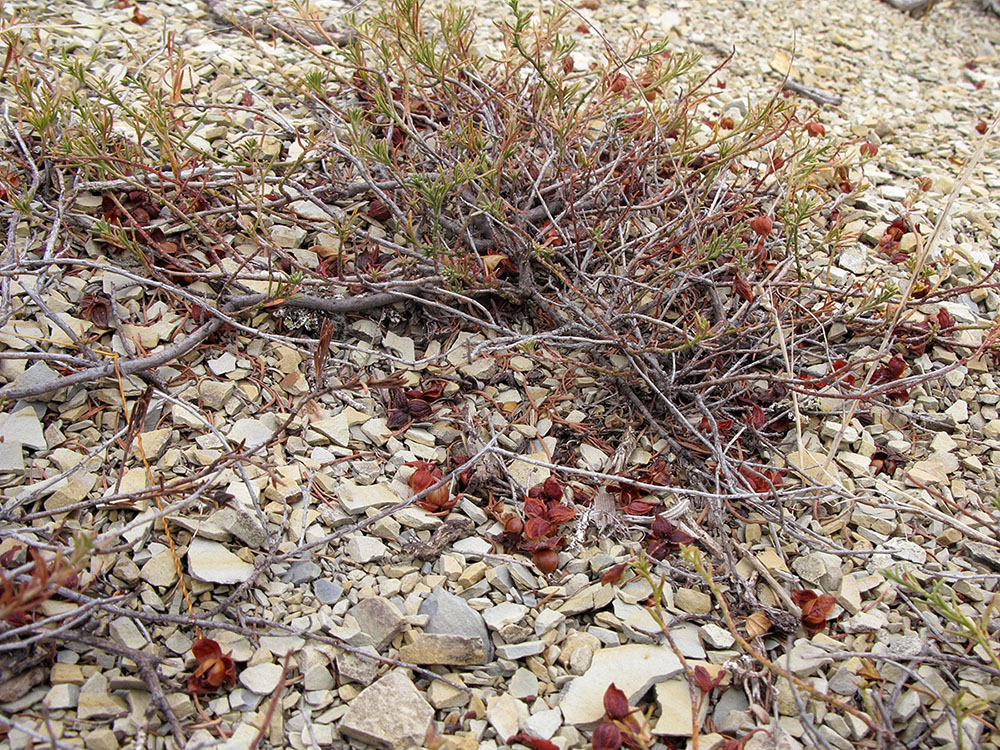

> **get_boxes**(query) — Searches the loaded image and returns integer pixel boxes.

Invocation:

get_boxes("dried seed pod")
[532,548,559,574]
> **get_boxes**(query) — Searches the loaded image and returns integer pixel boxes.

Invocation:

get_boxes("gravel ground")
[0,0,999,749]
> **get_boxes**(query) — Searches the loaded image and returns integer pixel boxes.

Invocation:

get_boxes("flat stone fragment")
[0,407,46,450]
[524,707,562,740]
[508,668,539,699]
[559,644,683,725]
[349,597,406,650]
[787,638,834,676]
[227,418,273,449]
[482,602,529,631]
[653,679,698,736]
[674,587,712,614]
[313,579,343,605]
[43,683,79,710]
[108,617,147,650]
[346,535,387,563]
[210,503,268,548]
[239,663,284,695]
[76,673,127,721]
[486,692,529,743]
[398,633,484,665]
[186,538,254,584]
[338,479,401,514]
[427,674,468,710]
[495,640,546,660]
[336,647,380,686]
[338,670,433,750]
[419,588,493,661]
[907,451,958,484]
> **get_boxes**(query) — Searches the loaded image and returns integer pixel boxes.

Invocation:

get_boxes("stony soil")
[0,1,999,750]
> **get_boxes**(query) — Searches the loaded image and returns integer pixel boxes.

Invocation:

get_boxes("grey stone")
[419,587,492,661]
[313,579,343,605]
[348,597,406,650]
[495,640,545,660]
[76,673,127,720]
[43,683,79,710]
[787,638,834,676]
[713,689,750,733]
[338,670,433,750]
[108,617,147,650]
[346,535,387,563]
[286,560,322,584]
[211,504,267,548]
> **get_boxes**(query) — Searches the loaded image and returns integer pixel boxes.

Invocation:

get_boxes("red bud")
[591,720,622,750]
[602,683,631,720]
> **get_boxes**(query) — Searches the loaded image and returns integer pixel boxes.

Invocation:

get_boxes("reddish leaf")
[386,410,411,430]
[886,354,906,380]
[79,293,111,328]
[601,563,628,586]
[650,514,674,538]
[546,503,576,524]
[622,500,654,515]
[406,398,432,419]
[804,121,825,137]
[860,141,879,158]
[747,403,766,430]
[523,516,552,540]
[792,589,837,635]
[405,379,447,402]
[936,308,955,331]
[733,274,754,302]
[368,198,391,221]
[692,665,725,693]
[523,497,547,519]
[508,733,559,750]
[603,683,631,720]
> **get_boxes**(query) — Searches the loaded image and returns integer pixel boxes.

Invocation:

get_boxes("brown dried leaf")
[744,610,771,639]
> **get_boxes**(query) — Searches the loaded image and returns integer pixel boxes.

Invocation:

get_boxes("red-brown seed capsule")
[749,215,773,237]
[591,720,622,750]
[532,548,559,574]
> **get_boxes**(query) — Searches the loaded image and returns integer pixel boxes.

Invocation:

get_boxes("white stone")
[558,644,683,725]
[486,693,528,742]
[345,535,387,563]
[508,668,539,699]
[483,603,529,631]
[186,538,254,584]
[907,451,958,484]
[239,663,284,695]
[534,608,565,636]
[226,418,273,449]
[339,670,434,750]
[337,480,401,514]
[524,707,562,740]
